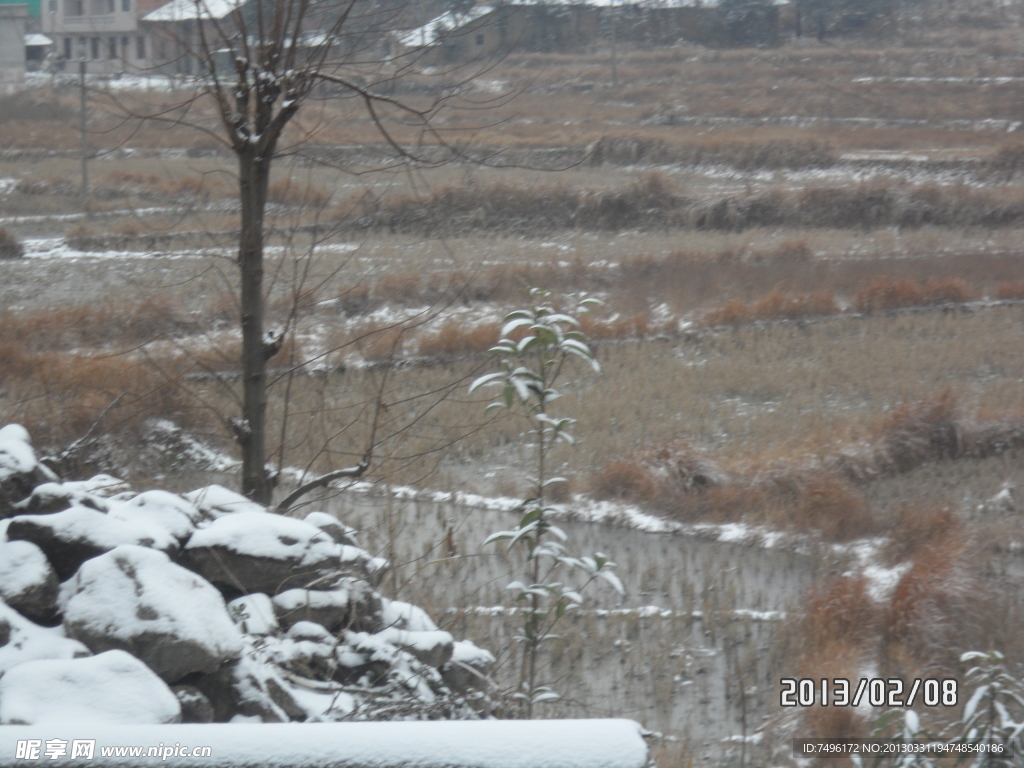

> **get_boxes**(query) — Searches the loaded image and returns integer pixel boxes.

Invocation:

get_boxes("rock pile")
[0,425,495,725]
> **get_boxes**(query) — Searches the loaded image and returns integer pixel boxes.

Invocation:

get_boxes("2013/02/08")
[780,678,958,707]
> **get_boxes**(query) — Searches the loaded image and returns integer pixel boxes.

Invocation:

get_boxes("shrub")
[589,456,659,502]
[875,388,960,472]
[701,290,839,326]
[883,503,960,564]
[994,280,1024,300]
[882,536,977,673]
[417,322,500,358]
[788,474,875,542]
[0,228,24,259]
[854,276,975,313]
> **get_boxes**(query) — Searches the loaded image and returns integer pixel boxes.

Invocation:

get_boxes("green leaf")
[468,372,505,393]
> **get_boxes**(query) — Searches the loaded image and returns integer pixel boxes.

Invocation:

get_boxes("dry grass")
[338,178,1024,237]
[880,535,979,675]
[417,322,501,358]
[701,290,839,326]
[854,276,975,313]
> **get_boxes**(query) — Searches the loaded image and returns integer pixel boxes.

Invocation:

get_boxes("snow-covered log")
[0,719,649,767]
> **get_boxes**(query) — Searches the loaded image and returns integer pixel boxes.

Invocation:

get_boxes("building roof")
[399,0,719,47]
[25,33,52,46]
[397,5,494,48]
[143,0,242,22]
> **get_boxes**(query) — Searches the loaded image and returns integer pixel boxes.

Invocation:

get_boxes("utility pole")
[79,58,89,214]
[610,1,617,87]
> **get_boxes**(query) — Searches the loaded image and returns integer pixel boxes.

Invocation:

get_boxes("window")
[121,0,129,10]
[108,36,116,58]
[63,36,72,59]
[157,36,165,59]
[90,36,99,59]
[121,36,128,59]
[66,0,83,15]
[475,33,484,45]
[78,36,86,57]
[48,0,55,12]
[135,35,145,59]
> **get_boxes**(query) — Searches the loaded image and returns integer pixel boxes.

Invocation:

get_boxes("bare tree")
[112,0,491,503]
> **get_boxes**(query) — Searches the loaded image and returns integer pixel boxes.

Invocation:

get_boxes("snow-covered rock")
[265,628,337,682]
[171,685,215,723]
[381,598,439,631]
[0,425,55,518]
[0,650,181,725]
[0,601,90,676]
[13,481,109,515]
[0,539,58,622]
[184,485,266,518]
[272,587,353,632]
[227,593,279,636]
[60,545,242,681]
[7,507,178,580]
[63,474,132,498]
[183,512,343,596]
[304,511,360,547]
[375,627,454,669]
[107,491,200,542]
[287,622,334,643]
[193,647,304,723]
[442,640,496,698]
[0,424,496,729]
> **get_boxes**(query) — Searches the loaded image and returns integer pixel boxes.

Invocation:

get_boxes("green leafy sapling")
[470,287,624,718]
[951,651,1024,766]
[859,651,1024,768]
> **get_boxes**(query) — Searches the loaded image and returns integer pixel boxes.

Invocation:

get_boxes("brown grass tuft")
[874,388,960,473]
[994,280,1024,300]
[854,276,975,313]
[701,290,839,326]
[417,322,501,358]
[787,475,875,542]
[882,503,961,565]
[882,536,977,674]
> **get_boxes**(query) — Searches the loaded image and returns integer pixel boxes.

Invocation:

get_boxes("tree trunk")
[238,146,272,504]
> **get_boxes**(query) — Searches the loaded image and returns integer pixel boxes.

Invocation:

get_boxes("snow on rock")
[304,511,360,547]
[0,650,181,725]
[0,425,54,518]
[171,684,215,723]
[0,423,497,730]
[443,640,496,698]
[192,643,304,723]
[272,586,359,632]
[183,511,344,596]
[62,474,132,498]
[107,491,200,542]
[226,593,279,636]
[184,485,266,518]
[6,506,178,580]
[0,539,58,622]
[375,627,454,669]
[381,598,439,631]
[0,720,650,768]
[0,601,90,677]
[60,545,242,681]
[12,481,109,515]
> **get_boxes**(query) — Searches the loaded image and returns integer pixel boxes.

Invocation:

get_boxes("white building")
[0,4,27,87]
[42,0,152,72]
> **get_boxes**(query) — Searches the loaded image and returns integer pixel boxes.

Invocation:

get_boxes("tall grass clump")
[0,228,24,259]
